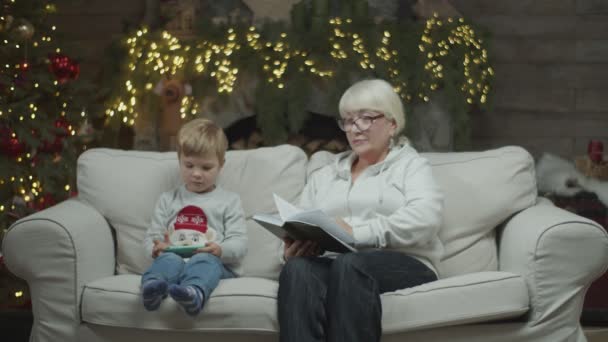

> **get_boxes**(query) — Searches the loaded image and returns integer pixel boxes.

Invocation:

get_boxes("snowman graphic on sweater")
[168,205,217,249]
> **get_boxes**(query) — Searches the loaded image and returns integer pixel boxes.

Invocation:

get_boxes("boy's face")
[179,153,223,193]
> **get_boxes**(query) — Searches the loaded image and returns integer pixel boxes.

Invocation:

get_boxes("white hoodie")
[300,142,444,275]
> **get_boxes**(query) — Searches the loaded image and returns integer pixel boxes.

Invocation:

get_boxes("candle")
[588,140,604,163]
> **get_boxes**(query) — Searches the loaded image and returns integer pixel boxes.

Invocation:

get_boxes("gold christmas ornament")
[154,78,192,105]
[14,19,35,40]
[0,15,14,32]
[162,80,183,104]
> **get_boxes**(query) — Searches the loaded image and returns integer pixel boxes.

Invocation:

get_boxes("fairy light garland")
[328,17,376,71]
[419,15,492,104]
[106,15,493,127]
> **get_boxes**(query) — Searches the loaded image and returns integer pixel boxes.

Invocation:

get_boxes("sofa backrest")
[77,144,537,280]
[76,145,307,278]
[308,146,538,278]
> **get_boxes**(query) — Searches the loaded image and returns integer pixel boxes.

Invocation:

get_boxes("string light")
[420,14,492,104]
[105,16,492,126]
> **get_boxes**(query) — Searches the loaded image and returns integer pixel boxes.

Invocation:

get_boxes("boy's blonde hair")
[176,118,228,162]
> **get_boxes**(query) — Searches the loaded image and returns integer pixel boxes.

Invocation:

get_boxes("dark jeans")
[277,250,438,342]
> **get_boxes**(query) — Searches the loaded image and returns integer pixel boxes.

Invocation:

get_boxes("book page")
[284,220,355,253]
[252,213,290,240]
[269,193,356,252]
[292,210,356,247]
[273,193,303,220]
[252,212,283,226]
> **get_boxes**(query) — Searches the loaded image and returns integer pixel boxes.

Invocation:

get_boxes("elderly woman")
[277,79,444,342]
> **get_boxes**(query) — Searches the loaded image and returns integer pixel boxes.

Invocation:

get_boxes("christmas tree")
[0,1,96,309]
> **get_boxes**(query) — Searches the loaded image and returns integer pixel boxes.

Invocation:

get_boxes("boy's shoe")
[168,284,204,316]
[142,279,169,311]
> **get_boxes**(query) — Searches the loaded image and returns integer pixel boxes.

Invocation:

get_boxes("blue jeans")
[277,250,438,342]
[141,252,235,301]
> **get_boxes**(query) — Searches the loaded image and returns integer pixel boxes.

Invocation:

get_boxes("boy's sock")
[168,284,204,316]
[142,279,169,311]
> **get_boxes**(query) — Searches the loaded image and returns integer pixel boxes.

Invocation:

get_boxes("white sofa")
[3,144,608,342]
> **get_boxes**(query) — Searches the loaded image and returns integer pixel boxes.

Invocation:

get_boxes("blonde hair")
[338,79,406,136]
[176,118,228,162]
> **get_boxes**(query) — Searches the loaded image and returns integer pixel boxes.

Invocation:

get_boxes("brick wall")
[452,0,608,158]
[51,0,146,78]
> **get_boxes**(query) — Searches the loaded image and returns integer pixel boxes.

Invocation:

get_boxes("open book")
[252,194,357,253]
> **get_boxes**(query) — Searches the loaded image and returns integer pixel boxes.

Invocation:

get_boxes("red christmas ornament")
[48,53,80,84]
[0,126,26,157]
[3,137,26,157]
[588,140,604,164]
[36,119,70,153]
[18,60,30,72]
[54,117,70,136]
[34,193,57,211]
[38,135,64,153]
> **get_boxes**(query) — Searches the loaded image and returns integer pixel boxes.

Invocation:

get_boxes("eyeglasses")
[337,113,385,132]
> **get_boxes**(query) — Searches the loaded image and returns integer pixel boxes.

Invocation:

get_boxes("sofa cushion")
[424,146,537,277]
[81,274,279,331]
[309,146,537,278]
[81,272,528,333]
[76,145,307,277]
[381,271,529,333]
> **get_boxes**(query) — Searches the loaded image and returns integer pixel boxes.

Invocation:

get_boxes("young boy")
[141,118,248,316]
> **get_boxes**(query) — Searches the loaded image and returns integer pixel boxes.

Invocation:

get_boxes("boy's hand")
[152,232,171,258]
[197,242,222,257]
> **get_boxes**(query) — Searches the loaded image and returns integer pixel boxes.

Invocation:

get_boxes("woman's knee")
[333,252,364,271]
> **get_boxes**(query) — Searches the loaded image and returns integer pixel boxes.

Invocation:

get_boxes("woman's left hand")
[283,238,322,261]
[335,218,353,235]
[196,242,222,257]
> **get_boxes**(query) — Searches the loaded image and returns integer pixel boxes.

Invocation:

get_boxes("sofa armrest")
[2,198,115,342]
[498,197,608,326]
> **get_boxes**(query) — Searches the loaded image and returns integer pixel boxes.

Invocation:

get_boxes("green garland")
[104,0,493,149]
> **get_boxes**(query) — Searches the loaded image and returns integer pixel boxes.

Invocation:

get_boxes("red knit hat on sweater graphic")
[174,205,208,234]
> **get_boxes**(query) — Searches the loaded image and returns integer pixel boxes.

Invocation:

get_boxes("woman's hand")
[335,218,353,235]
[197,242,222,257]
[283,237,322,261]
[152,232,171,258]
